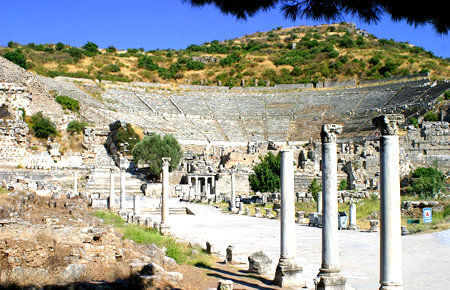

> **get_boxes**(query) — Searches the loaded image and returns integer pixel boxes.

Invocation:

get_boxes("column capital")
[321,124,342,143]
[162,157,171,167]
[372,114,404,135]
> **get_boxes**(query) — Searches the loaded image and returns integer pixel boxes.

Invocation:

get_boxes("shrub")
[66,47,84,62]
[410,117,419,128]
[132,133,183,175]
[408,167,445,199]
[338,35,354,48]
[55,95,80,111]
[138,55,159,71]
[55,42,65,51]
[249,152,280,193]
[219,52,240,66]
[423,111,439,121]
[113,123,141,153]
[104,64,120,73]
[186,60,205,70]
[31,112,57,139]
[82,41,99,56]
[67,120,88,134]
[7,41,18,48]
[106,45,117,53]
[339,179,348,191]
[444,90,450,100]
[3,50,27,69]
[308,178,321,201]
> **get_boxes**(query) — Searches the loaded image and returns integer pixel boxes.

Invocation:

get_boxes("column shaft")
[380,135,402,288]
[109,170,115,209]
[230,170,236,211]
[161,158,170,225]
[280,150,296,259]
[120,168,126,211]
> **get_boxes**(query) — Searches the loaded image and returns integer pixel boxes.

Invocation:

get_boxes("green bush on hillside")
[3,50,27,69]
[308,178,321,201]
[31,112,57,139]
[55,95,80,112]
[138,55,159,71]
[67,120,89,134]
[423,111,439,121]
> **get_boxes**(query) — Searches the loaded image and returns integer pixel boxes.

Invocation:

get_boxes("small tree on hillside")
[249,152,281,192]
[132,133,183,176]
[308,178,321,201]
[31,112,57,139]
[3,50,27,69]
[407,167,445,199]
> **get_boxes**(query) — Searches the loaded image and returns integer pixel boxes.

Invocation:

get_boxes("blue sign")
[423,208,432,223]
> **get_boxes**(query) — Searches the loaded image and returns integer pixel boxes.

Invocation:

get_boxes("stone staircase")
[85,145,145,198]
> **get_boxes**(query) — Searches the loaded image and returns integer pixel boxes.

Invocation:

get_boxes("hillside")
[1,23,449,86]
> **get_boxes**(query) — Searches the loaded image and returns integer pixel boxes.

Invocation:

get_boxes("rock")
[218,279,233,290]
[144,243,166,263]
[140,262,165,276]
[191,249,199,256]
[129,261,147,274]
[163,256,177,268]
[10,266,49,283]
[248,251,272,276]
[165,271,183,283]
[59,263,87,283]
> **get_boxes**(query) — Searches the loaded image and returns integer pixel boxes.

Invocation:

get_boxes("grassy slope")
[1,23,448,86]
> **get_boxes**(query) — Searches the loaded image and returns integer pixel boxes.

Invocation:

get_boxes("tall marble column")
[274,149,304,288]
[373,114,404,290]
[160,157,171,234]
[109,169,116,209]
[73,171,78,196]
[119,157,127,213]
[133,195,141,215]
[315,124,346,290]
[230,169,236,212]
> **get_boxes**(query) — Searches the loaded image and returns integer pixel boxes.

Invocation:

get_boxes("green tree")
[113,123,141,152]
[55,42,65,50]
[423,111,439,121]
[339,179,348,191]
[3,50,27,69]
[408,167,445,199]
[7,41,18,48]
[67,120,88,134]
[308,178,321,201]
[138,55,159,70]
[106,45,117,53]
[132,133,183,175]
[31,112,57,139]
[82,41,99,56]
[249,152,281,192]
[66,47,84,62]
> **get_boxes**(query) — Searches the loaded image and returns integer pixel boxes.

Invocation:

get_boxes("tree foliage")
[67,120,88,134]
[113,123,141,153]
[249,152,281,192]
[55,95,80,111]
[407,167,445,199]
[132,133,183,175]
[308,178,321,201]
[31,112,57,139]
[3,50,27,69]
[182,0,448,34]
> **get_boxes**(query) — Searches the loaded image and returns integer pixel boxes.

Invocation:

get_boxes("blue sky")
[1,0,449,58]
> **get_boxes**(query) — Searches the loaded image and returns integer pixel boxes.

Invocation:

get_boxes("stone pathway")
[149,202,450,289]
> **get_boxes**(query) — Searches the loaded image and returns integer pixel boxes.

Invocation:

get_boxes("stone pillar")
[230,169,236,212]
[317,190,322,213]
[109,169,115,209]
[133,195,141,215]
[315,124,346,289]
[188,176,192,187]
[373,115,404,289]
[73,171,78,196]
[348,202,357,230]
[160,157,171,234]
[274,149,304,288]
[119,157,127,213]
[195,176,199,197]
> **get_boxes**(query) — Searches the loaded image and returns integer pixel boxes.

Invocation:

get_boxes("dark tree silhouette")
[182,0,448,34]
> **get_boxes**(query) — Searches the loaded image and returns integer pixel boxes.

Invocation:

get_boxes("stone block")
[248,251,272,276]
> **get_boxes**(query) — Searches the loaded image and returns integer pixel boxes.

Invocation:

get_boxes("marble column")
[317,190,322,213]
[315,124,346,290]
[160,157,171,234]
[119,157,127,213]
[274,149,304,288]
[109,169,115,209]
[133,195,140,215]
[73,171,78,196]
[348,202,357,230]
[373,114,404,290]
[230,169,236,212]
[195,176,199,197]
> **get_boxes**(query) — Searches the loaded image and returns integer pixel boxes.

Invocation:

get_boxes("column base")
[380,281,403,289]
[348,224,358,230]
[315,270,346,290]
[273,258,304,288]
[159,223,171,235]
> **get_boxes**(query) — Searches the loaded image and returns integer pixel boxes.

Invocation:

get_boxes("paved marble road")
[148,203,450,289]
